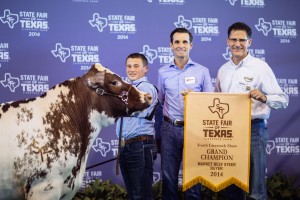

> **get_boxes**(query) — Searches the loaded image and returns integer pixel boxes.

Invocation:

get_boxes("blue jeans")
[161,121,201,200]
[119,138,157,200]
[249,120,268,200]
[223,120,268,200]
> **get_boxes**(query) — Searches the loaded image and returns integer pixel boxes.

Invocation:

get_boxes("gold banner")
[183,92,251,193]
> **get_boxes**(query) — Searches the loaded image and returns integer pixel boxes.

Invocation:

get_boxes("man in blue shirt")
[116,53,158,200]
[157,28,213,199]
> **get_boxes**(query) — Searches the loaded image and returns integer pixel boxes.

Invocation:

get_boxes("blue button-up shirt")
[116,77,158,140]
[157,59,213,121]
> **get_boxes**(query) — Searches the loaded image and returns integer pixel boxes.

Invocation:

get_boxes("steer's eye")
[111,81,118,86]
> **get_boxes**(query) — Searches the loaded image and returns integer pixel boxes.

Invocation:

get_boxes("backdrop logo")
[0,9,19,28]
[174,15,192,29]
[20,74,49,94]
[267,137,300,155]
[0,73,49,94]
[226,0,265,8]
[178,170,183,186]
[82,170,102,189]
[255,18,272,36]
[248,48,266,61]
[89,13,108,32]
[0,73,20,92]
[51,43,71,63]
[51,43,100,70]
[227,0,238,6]
[277,78,299,97]
[255,18,297,43]
[89,13,137,39]
[147,0,185,5]
[0,9,49,37]
[92,138,111,157]
[0,43,10,68]
[159,0,185,5]
[140,45,158,64]
[92,138,122,157]
[140,45,173,65]
[241,0,264,8]
[174,15,219,42]
[72,0,99,3]
[222,47,232,61]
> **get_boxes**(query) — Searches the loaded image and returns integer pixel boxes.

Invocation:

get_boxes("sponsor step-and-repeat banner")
[1,0,299,188]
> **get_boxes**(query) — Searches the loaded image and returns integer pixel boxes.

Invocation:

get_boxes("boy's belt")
[124,135,154,145]
[164,116,184,126]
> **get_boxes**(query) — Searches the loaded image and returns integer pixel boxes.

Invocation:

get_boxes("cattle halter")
[95,85,132,114]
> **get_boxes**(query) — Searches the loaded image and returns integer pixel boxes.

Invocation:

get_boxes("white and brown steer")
[0,63,152,200]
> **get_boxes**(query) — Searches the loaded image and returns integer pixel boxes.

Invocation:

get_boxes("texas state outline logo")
[0,73,20,92]
[89,13,108,32]
[140,45,158,64]
[208,98,230,119]
[51,43,71,63]
[0,9,19,29]
[92,138,111,157]
[255,18,272,36]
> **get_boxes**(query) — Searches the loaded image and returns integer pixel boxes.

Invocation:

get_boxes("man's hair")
[126,53,148,67]
[227,22,252,38]
[170,27,193,43]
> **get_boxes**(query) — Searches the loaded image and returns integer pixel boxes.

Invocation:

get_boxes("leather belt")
[124,135,154,145]
[164,116,184,126]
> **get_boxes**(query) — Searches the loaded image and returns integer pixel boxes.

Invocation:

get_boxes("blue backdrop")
[1,0,299,189]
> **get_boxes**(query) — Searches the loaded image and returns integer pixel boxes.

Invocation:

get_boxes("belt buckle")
[173,119,180,126]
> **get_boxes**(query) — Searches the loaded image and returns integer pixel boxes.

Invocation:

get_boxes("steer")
[0,63,152,200]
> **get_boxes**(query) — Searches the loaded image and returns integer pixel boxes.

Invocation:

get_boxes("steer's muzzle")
[144,93,153,106]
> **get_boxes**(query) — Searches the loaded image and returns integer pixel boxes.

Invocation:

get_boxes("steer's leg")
[25,178,63,200]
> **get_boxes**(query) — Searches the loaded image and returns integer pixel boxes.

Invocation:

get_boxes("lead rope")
[116,117,123,175]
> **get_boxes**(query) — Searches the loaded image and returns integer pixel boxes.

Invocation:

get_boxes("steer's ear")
[88,71,105,88]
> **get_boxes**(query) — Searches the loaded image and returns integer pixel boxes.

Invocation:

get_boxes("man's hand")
[249,89,267,103]
[181,89,193,96]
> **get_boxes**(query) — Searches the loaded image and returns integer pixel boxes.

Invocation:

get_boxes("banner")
[183,93,251,192]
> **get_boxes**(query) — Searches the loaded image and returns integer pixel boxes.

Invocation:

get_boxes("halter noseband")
[95,85,132,114]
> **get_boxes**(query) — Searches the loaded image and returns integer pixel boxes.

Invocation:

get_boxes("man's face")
[170,32,192,59]
[227,30,252,63]
[126,57,148,81]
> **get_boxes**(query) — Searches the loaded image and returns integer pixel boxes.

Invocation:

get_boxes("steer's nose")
[144,93,153,105]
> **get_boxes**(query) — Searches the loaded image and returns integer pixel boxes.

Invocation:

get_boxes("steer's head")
[82,63,152,118]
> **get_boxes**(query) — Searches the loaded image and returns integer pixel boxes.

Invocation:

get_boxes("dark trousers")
[120,139,157,200]
[161,121,201,200]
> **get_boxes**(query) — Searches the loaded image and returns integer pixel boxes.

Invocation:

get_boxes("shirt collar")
[169,58,195,69]
[127,76,148,85]
[230,52,252,68]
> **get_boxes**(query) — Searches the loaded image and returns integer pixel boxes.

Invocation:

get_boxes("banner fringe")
[182,176,249,193]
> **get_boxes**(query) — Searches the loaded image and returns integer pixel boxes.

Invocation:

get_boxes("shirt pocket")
[237,76,256,92]
[185,78,202,92]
